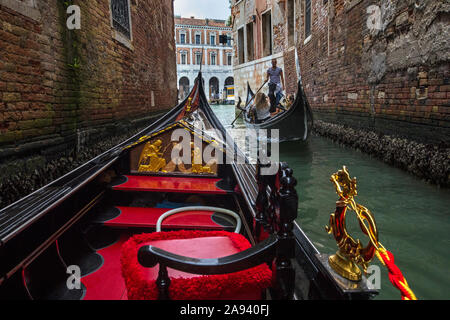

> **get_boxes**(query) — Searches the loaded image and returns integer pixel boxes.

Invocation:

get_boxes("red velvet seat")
[121,230,273,300]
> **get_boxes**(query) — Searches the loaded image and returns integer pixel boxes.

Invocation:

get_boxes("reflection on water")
[212,104,450,300]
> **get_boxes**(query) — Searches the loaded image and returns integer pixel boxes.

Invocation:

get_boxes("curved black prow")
[245,82,255,109]
[236,96,244,112]
[296,79,314,140]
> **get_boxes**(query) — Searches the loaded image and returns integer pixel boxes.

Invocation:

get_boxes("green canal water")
[212,104,450,300]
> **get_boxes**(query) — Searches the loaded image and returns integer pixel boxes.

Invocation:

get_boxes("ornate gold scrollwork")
[137,139,214,174]
[326,166,380,281]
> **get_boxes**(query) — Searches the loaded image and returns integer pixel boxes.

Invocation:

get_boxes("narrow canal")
[212,104,450,300]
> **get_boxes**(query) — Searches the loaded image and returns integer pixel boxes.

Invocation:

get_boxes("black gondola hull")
[0,72,375,301]
[243,81,314,142]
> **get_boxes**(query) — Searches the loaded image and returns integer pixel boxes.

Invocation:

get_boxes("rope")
[375,247,418,300]
[342,197,417,300]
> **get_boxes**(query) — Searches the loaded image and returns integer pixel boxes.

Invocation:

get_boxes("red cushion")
[121,230,273,300]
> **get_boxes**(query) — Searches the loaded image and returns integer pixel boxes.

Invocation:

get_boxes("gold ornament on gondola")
[186,97,193,112]
[137,139,214,174]
[326,166,380,281]
[138,139,167,173]
[190,142,212,174]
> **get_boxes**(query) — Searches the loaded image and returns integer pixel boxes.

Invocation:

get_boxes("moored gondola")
[241,80,314,142]
[0,72,392,301]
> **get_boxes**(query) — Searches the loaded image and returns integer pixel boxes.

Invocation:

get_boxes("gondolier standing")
[266,58,285,113]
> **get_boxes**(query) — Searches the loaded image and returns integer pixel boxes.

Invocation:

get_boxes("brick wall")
[283,48,298,96]
[0,0,177,159]
[296,0,450,143]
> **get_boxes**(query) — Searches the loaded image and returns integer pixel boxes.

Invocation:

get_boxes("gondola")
[0,72,379,301]
[242,80,314,142]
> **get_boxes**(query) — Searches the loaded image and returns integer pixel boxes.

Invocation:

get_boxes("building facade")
[175,16,234,102]
[231,0,300,105]
[294,0,449,143]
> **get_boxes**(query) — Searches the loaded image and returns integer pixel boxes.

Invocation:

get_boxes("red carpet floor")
[81,235,130,300]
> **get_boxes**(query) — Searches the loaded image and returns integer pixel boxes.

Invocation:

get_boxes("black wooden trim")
[138,235,277,275]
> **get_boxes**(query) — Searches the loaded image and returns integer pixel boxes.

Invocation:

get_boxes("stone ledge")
[113,30,134,51]
[312,119,450,187]
[313,111,450,145]
[0,0,40,21]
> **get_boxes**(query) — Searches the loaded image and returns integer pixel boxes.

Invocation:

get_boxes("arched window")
[179,77,190,100]
[224,77,234,86]
[209,77,219,100]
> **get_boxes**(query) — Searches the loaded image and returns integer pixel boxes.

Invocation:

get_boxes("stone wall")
[296,0,449,144]
[0,0,177,208]
[313,120,449,187]
[0,118,159,209]
[0,0,177,155]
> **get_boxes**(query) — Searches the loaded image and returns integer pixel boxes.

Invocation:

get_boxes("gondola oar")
[231,79,268,127]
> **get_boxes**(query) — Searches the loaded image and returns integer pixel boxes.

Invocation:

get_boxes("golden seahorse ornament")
[326,166,379,281]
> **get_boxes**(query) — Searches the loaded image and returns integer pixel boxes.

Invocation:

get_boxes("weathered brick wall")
[296,0,450,144]
[0,0,177,208]
[0,0,177,158]
[283,48,298,96]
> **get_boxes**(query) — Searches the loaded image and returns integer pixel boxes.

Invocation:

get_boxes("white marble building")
[175,16,234,103]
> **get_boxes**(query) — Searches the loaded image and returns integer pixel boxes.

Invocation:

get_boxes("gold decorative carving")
[191,142,212,174]
[326,166,379,281]
[138,139,167,173]
[137,139,216,174]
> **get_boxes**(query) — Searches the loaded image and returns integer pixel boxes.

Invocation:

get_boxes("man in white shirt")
[266,58,285,113]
